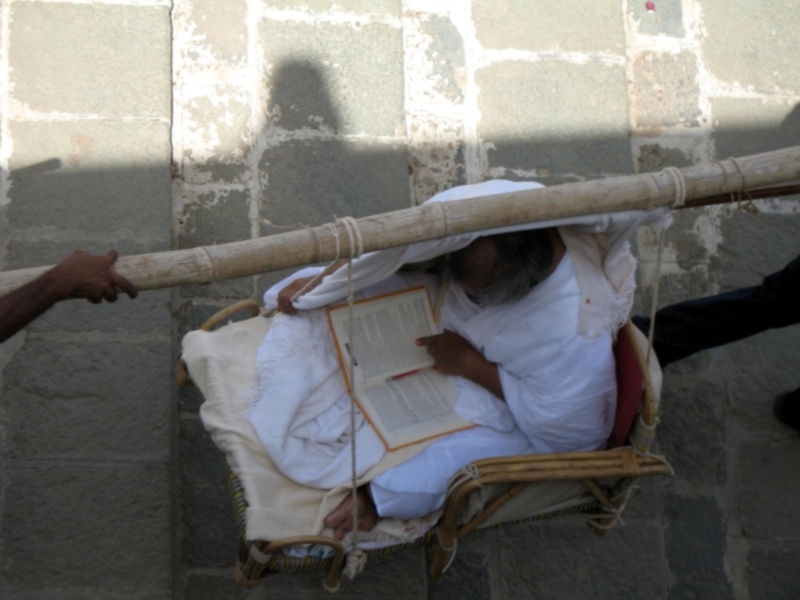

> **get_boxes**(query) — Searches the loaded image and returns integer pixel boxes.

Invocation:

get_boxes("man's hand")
[47,250,138,304]
[276,276,317,315]
[416,329,505,400]
[416,330,485,377]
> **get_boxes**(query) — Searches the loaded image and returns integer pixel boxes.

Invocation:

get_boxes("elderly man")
[248,180,667,542]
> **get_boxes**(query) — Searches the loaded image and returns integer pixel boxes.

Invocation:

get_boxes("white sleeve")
[497,363,615,455]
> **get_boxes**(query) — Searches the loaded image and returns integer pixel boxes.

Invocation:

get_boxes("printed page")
[328,286,437,389]
[355,369,474,450]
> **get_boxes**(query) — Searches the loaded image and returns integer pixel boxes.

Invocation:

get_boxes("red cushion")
[606,326,645,449]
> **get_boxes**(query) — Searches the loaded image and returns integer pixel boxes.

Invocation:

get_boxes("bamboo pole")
[2,146,799,297]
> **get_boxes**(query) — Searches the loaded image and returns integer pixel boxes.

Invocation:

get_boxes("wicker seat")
[178,300,671,590]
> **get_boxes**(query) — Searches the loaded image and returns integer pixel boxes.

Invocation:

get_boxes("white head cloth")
[267,180,671,340]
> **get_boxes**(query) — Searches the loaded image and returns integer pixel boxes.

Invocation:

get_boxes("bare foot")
[324,486,378,540]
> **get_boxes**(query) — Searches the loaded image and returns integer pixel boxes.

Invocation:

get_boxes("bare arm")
[416,329,505,401]
[0,250,138,343]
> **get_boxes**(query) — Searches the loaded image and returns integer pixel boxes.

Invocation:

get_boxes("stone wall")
[1,0,798,598]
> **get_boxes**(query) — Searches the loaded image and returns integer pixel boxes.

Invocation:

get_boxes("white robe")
[248,180,670,513]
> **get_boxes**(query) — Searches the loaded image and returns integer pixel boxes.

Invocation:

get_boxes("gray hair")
[445,229,555,307]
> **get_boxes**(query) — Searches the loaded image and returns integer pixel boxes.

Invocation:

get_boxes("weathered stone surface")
[419,15,465,104]
[260,20,405,136]
[711,98,800,159]
[259,139,410,226]
[495,518,664,599]
[713,212,800,293]
[265,548,427,598]
[2,340,171,461]
[9,3,170,117]
[179,188,254,299]
[263,0,400,13]
[664,494,732,599]
[702,1,800,93]
[632,51,701,130]
[6,121,171,237]
[637,143,694,173]
[657,376,727,485]
[185,0,247,62]
[0,465,170,592]
[180,417,239,568]
[180,87,252,185]
[407,115,467,204]
[183,573,251,599]
[631,0,684,38]
[738,441,800,540]
[429,551,490,600]
[477,61,632,176]
[473,0,625,53]
[749,546,800,600]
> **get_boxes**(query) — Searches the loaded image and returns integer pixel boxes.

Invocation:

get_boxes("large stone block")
[749,546,800,600]
[180,86,252,185]
[473,0,625,54]
[495,518,665,598]
[9,3,170,117]
[183,573,252,599]
[738,441,800,540]
[262,0,400,14]
[180,417,239,568]
[259,139,410,227]
[702,1,800,93]
[657,375,727,485]
[428,551,490,600]
[2,339,171,461]
[6,121,171,237]
[264,548,427,598]
[711,98,800,159]
[631,0,684,38]
[407,114,467,204]
[663,494,732,599]
[476,61,632,176]
[260,20,405,136]
[0,465,170,593]
[179,188,254,299]
[632,51,702,130]
[183,0,247,62]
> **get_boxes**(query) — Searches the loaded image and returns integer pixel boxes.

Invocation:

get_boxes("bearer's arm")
[0,250,138,343]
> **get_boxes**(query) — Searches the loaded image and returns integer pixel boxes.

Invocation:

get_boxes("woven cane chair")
[177,300,670,591]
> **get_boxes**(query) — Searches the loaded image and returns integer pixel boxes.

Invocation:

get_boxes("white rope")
[435,528,459,573]
[339,215,367,581]
[646,227,666,364]
[727,156,746,193]
[585,486,635,531]
[289,223,341,304]
[662,166,687,207]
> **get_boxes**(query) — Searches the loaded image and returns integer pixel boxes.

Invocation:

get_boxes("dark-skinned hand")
[48,250,138,304]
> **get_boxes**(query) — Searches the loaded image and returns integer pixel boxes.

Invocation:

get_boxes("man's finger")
[105,249,119,264]
[104,286,119,303]
[111,270,139,299]
[416,335,440,346]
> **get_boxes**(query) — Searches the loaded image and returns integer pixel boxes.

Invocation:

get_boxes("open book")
[327,285,475,450]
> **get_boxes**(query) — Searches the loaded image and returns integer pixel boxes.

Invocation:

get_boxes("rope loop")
[343,549,368,580]
[662,166,687,207]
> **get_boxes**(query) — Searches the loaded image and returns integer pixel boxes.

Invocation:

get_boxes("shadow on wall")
[4,59,799,278]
